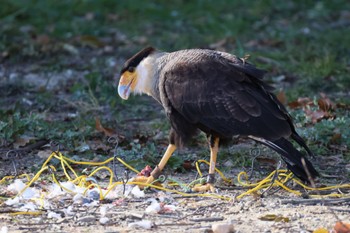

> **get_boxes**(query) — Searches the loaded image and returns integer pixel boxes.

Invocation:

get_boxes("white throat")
[134,54,157,96]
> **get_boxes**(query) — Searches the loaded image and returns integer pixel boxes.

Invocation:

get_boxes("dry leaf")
[87,139,111,151]
[313,228,329,233]
[334,221,350,233]
[256,157,278,166]
[36,34,50,45]
[304,109,326,123]
[318,93,335,112]
[288,97,313,109]
[37,150,52,159]
[182,160,195,170]
[276,90,287,105]
[79,35,104,48]
[258,214,290,222]
[95,117,116,137]
[330,133,342,144]
[13,136,36,149]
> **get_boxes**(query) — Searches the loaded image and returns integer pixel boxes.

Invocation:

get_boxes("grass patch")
[1,0,349,170]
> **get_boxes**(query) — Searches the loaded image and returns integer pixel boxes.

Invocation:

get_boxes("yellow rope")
[0,174,31,184]
[9,211,43,216]
[195,159,233,183]
[236,170,350,199]
[1,150,348,210]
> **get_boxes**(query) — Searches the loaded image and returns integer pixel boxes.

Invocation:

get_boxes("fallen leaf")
[318,93,335,112]
[304,109,326,123]
[276,90,287,105]
[87,139,111,151]
[258,214,290,222]
[336,102,350,110]
[288,97,313,109]
[256,157,278,166]
[313,228,329,233]
[330,133,342,144]
[334,221,350,233]
[79,35,104,48]
[36,34,50,45]
[182,160,195,170]
[37,150,52,159]
[95,117,116,137]
[13,136,36,149]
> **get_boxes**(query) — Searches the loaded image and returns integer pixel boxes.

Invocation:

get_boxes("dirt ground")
[1,150,349,233]
[1,182,349,233]
[1,47,349,233]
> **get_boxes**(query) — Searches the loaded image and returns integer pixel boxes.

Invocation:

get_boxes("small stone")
[57,218,67,224]
[99,217,109,225]
[212,223,235,233]
[128,220,153,229]
[129,212,144,219]
[77,215,96,223]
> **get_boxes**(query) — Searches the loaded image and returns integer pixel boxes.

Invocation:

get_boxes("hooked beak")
[118,84,131,100]
[118,72,136,100]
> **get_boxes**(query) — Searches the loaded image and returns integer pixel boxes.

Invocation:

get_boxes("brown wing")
[162,50,293,141]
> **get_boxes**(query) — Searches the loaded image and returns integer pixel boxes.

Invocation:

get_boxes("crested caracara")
[118,47,318,192]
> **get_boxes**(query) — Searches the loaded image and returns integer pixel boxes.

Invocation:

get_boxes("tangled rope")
[1,151,349,207]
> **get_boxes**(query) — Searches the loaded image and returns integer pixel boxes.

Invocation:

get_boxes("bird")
[117,47,318,192]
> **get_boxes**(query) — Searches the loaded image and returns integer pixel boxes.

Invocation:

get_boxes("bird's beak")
[118,71,136,100]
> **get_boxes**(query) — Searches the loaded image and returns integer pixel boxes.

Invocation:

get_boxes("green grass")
[0,0,349,165]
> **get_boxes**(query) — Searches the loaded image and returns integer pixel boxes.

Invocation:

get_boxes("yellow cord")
[236,170,350,199]
[0,174,31,184]
[195,159,233,183]
[9,211,43,216]
[1,150,348,213]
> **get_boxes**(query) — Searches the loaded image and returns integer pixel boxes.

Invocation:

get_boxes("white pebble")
[77,215,96,223]
[1,226,8,233]
[99,217,109,225]
[212,223,235,233]
[47,211,62,219]
[145,200,161,214]
[131,186,145,198]
[128,220,153,229]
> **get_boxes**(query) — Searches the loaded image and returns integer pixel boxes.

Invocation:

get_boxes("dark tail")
[291,132,315,157]
[248,136,318,182]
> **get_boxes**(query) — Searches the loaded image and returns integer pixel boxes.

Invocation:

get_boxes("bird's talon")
[133,175,161,189]
[191,183,216,193]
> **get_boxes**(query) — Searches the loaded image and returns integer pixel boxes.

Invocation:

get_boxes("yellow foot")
[132,175,162,189]
[192,183,215,192]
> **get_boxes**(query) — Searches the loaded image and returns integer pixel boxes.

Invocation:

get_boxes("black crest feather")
[120,47,156,74]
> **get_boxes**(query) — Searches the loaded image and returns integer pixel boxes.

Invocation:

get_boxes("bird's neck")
[135,52,165,99]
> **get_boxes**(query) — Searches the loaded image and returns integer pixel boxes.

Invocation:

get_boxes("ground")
[0,1,350,232]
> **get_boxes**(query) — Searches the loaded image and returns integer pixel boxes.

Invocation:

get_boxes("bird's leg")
[192,136,219,192]
[134,144,177,187]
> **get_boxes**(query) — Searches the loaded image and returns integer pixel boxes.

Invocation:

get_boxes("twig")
[156,223,193,226]
[281,197,350,205]
[215,185,251,190]
[176,207,201,221]
[190,217,224,222]
[329,208,350,213]
[0,140,48,154]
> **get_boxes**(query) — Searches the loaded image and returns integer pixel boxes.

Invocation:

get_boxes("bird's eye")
[128,67,135,72]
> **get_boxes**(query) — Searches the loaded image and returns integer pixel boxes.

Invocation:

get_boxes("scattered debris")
[212,222,235,233]
[128,220,153,230]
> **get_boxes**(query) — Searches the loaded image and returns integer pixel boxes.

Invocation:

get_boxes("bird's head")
[118,47,157,100]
